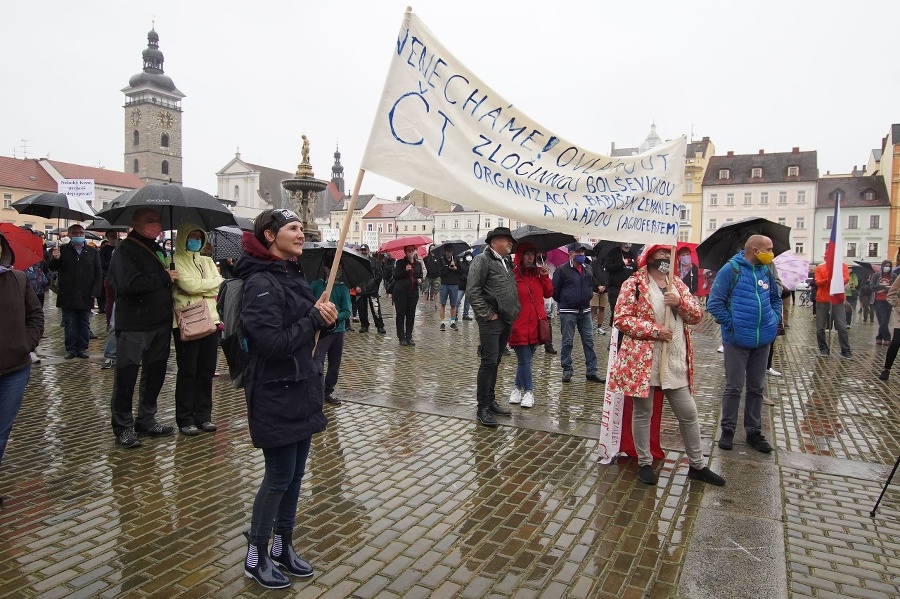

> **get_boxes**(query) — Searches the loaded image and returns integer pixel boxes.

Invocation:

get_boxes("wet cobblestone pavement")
[1,297,898,597]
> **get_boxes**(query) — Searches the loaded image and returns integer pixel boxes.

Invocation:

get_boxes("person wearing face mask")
[171,223,224,436]
[676,247,699,295]
[707,235,782,454]
[392,245,424,346]
[605,241,638,326]
[552,243,605,384]
[869,260,896,345]
[608,245,724,487]
[310,260,352,404]
[813,246,850,358]
[48,224,102,359]
[107,208,180,448]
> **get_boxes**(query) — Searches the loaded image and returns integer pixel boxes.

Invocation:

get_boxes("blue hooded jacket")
[706,251,782,349]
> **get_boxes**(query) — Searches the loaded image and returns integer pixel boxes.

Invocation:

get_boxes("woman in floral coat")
[608,244,725,487]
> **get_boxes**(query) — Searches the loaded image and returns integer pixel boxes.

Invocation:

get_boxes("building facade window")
[377,224,383,233]
[354,222,359,232]
[133,130,140,146]
[718,169,730,179]
[870,215,881,228]
[826,215,833,229]
[848,215,858,229]
[795,242,804,255]
[466,219,472,229]
[484,218,491,228]
[161,160,169,175]
[161,133,169,147]
[679,206,691,221]
[709,193,717,206]
[133,159,139,173]
[685,179,694,193]
[388,223,393,233]
[440,219,447,229]
[777,217,786,226]
[453,219,459,229]
[498,218,504,228]
[778,192,787,205]
[787,166,799,176]
[868,242,879,258]
[751,167,762,178]
[760,192,768,205]
[864,190,875,200]
[234,185,239,201]
[726,193,734,206]
[2,194,12,209]
[367,223,373,232]
[404,225,408,231]
[678,229,690,242]
[743,192,752,205]
[709,218,717,230]
[846,242,857,257]
[796,216,805,229]
[797,190,806,203]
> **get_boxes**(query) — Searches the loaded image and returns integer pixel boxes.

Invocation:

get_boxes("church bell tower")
[122,26,185,185]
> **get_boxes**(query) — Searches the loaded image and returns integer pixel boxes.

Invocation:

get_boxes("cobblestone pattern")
[782,466,900,599]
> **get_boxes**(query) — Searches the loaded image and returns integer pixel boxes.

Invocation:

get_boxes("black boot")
[243,533,291,589]
[477,406,497,427]
[271,532,314,577]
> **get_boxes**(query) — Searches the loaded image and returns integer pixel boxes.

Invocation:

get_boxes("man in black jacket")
[605,242,638,326]
[48,224,102,359]
[107,208,179,448]
[438,245,463,331]
[355,244,385,334]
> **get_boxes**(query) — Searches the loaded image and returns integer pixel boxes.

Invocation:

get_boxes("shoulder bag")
[524,273,551,345]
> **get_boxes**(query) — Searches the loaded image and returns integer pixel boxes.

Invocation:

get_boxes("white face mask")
[680,255,691,266]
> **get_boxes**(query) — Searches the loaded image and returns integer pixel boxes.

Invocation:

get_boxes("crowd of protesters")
[4,213,896,588]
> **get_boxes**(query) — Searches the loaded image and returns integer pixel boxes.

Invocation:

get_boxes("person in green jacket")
[845,271,858,326]
[310,260,352,405]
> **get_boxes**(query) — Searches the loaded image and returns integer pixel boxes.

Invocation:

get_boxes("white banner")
[321,228,340,242]
[362,231,379,248]
[58,178,96,217]
[362,11,685,245]
[598,327,625,464]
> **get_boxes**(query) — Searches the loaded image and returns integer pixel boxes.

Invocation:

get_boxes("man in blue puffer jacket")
[706,235,782,454]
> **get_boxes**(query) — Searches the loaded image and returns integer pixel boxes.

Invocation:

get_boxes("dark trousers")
[357,294,384,330]
[172,329,219,428]
[314,331,344,395]
[249,438,312,545]
[62,308,91,353]
[110,327,171,434]
[884,328,900,371]
[875,300,892,341]
[394,292,418,340]
[103,280,116,326]
[476,318,512,409]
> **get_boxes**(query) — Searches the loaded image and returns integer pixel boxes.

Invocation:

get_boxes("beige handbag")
[175,300,217,342]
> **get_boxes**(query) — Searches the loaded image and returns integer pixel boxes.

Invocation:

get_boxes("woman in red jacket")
[508,242,553,408]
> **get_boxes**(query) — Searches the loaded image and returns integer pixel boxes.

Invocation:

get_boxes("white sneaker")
[766,368,782,377]
[509,388,522,404]
[596,326,607,335]
[716,345,724,353]
[30,352,41,364]
[521,391,534,408]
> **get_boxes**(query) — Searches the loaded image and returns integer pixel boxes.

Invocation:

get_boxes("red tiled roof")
[0,157,58,192]
[47,160,145,189]
[363,202,410,218]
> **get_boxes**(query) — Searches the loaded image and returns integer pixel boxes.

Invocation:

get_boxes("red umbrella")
[386,245,427,260]
[0,223,45,270]
[379,235,432,253]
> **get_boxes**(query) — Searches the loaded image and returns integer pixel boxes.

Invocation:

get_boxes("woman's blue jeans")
[0,364,31,469]
[249,438,312,545]
[513,344,536,392]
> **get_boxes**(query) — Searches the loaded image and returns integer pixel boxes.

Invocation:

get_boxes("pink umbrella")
[545,247,570,267]
[773,251,810,291]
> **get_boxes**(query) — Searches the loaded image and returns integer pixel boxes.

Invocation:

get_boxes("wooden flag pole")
[313,168,366,354]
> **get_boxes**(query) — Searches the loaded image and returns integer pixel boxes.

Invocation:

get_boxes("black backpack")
[217,272,283,388]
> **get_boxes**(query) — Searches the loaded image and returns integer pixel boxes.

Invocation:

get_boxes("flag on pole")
[360,10,685,245]
[825,199,845,304]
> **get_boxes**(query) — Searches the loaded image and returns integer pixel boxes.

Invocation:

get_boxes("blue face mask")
[574,255,586,265]
[70,236,85,246]
[186,239,203,252]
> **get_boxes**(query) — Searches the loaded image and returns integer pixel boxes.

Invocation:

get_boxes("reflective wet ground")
[0,297,898,598]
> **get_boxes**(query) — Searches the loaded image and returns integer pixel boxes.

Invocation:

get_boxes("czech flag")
[825,199,845,305]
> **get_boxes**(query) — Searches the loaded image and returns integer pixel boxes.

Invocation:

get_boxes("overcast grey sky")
[3,0,898,200]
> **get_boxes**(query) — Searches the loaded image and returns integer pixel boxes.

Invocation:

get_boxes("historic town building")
[814,173,890,262]
[122,27,185,185]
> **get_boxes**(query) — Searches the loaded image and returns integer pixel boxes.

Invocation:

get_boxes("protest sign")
[598,328,625,464]
[362,11,685,245]
[58,179,96,214]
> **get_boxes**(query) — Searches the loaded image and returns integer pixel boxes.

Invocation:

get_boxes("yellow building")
[879,125,900,261]
[683,137,715,244]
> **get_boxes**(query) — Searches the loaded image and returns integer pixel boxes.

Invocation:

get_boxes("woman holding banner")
[607,244,725,487]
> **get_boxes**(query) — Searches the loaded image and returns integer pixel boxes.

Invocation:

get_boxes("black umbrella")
[297,241,373,289]
[12,192,96,222]
[696,218,791,271]
[472,235,488,250]
[592,240,644,263]
[436,239,470,256]
[208,227,243,262]
[510,225,576,252]
[86,218,129,233]
[49,227,101,240]
[96,184,238,232]
[234,216,255,232]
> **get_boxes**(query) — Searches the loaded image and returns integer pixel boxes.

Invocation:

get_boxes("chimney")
[702,136,710,142]
[759,149,765,155]
[727,151,734,157]
[396,196,401,202]
[792,147,800,153]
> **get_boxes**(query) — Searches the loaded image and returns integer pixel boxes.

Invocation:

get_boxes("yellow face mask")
[756,251,775,265]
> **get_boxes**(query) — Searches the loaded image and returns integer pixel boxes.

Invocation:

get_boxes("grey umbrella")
[86,217,130,233]
[12,192,96,222]
[510,225,576,253]
[96,184,238,231]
